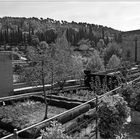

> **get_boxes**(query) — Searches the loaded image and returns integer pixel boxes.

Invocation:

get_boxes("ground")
[122,123,140,139]
[0,100,67,138]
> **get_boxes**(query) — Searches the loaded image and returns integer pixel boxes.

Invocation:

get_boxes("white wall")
[122,36,140,62]
[0,52,13,97]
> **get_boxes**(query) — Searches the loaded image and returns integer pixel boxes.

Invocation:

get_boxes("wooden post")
[41,60,45,97]
[13,129,18,139]
[42,60,48,119]
[95,95,98,139]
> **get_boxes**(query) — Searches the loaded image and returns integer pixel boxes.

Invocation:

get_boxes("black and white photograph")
[0,0,140,139]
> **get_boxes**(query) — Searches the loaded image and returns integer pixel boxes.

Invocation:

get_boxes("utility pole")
[95,94,98,139]
[134,37,137,63]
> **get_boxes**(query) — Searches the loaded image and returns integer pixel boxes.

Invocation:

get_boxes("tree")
[23,40,50,119]
[24,31,83,96]
[103,42,122,66]
[52,32,74,88]
[71,54,84,83]
[31,35,40,48]
[98,95,130,138]
[107,54,121,70]
[48,32,84,89]
[96,39,105,52]
[86,50,105,73]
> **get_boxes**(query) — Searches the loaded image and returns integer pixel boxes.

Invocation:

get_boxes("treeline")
[0,17,122,47]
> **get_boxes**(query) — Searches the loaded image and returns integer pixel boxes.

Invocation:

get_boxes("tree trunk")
[42,60,48,120]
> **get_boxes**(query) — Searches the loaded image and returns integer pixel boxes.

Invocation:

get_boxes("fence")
[1,76,140,139]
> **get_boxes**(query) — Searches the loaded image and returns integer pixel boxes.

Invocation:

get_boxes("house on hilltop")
[121,31,140,63]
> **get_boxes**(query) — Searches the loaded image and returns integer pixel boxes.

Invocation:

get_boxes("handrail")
[0,85,82,102]
[1,76,140,139]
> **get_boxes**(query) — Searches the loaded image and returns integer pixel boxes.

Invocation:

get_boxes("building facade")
[122,34,140,63]
[0,51,13,98]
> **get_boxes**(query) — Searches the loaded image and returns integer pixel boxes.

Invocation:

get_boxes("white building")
[0,51,13,97]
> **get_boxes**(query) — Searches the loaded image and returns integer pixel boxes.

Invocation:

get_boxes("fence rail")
[0,84,86,103]
[1,76,140,139]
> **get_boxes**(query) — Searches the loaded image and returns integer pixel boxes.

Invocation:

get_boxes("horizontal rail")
[0,85,84,102]
[1,76,140,139]
[1,87,121,139]
[92,65,139,75]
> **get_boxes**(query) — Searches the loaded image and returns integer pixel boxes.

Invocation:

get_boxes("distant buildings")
[122,31,140,63]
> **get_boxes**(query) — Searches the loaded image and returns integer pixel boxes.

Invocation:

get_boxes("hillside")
[0,17,122,48]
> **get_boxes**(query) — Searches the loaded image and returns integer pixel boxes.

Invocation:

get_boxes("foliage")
[107,54,121,69]
[96,39,105,52]
[0,100,43,128]
[120,84,140,110]
[0,101,66,130]
[0,17,120,49]
[98,94,130,139]
[103,42,122,66]
[52,33,74,83]
[41,121,70,139]
[22,42,50,85]
[59,90,96,101]
[23,33,84,90]
[71,54,84,79]
[86,50,105,73]
[13,64,24,74]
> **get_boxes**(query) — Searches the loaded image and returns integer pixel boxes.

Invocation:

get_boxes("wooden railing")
[1,76,140,139]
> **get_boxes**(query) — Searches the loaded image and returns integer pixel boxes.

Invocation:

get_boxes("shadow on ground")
[122,122,140,139]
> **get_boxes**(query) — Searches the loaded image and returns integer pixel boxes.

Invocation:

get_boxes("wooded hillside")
[0,17,122,47]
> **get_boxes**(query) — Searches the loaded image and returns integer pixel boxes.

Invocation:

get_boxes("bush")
[41,121,70,139]
[107,54,121,69]
[103,42,122,66]
[120,85,140,110]
[86,50,105,73]
[98,94,130,139]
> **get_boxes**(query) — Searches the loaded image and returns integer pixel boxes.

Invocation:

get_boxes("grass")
[58,90,96,101]
[0,129,10,138]
[58,89,107,101]
[0,100,67,129]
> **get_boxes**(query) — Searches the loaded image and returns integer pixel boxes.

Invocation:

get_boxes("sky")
[0,0,140,31]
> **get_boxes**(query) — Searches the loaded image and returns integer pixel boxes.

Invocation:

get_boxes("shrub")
[98,94,130,139]
[103,42,122,66]
[86,50,105,73]
[41,121,70,139]
[107,54,121,69]
[120,84,140,110]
